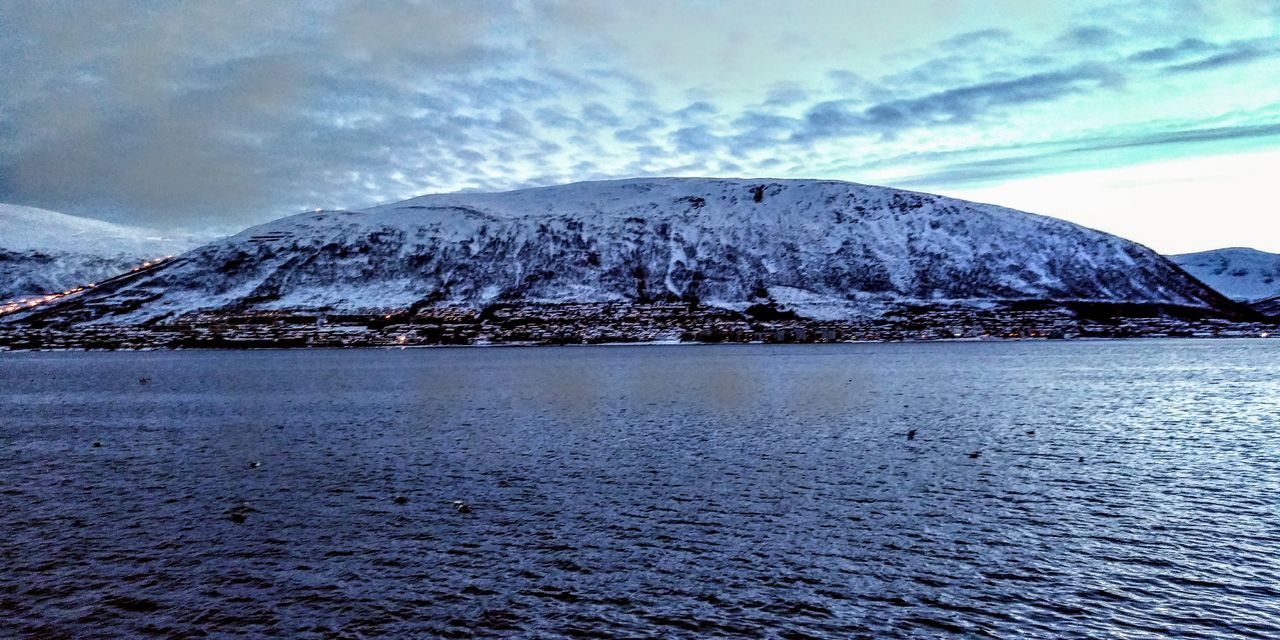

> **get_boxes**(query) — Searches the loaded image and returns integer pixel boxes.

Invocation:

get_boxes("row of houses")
[2,301,1275,350]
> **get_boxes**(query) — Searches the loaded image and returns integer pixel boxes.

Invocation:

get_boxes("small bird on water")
[453,500,472,514]
[968,451,982,459]
[392,495,409,505]
[907,429,917,440]
[227,501,252,524]
[248,461,261,469]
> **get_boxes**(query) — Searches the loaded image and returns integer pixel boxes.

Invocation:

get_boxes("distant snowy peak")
[0,203,201,300]
[0,203,194,256]
[1169,247,1280,302]
[23,178,1235,324]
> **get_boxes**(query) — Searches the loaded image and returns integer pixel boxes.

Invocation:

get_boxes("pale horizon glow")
[941,148,1280,255]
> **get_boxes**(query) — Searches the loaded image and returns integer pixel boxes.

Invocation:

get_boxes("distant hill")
[1169,248,1280,303]
[13,177,1237,326]
[0,203,198,300]
[1252,295,1280,318]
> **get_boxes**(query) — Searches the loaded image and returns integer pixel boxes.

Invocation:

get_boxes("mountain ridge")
[0,203,198,301]
[1168,247,1280,303]
[8,177,1237,327]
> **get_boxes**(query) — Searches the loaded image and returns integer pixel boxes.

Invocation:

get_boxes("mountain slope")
[19,178,1234,325]
[1252,295,1280,318]
[0,203,198,300]
[1169,248,1280,302]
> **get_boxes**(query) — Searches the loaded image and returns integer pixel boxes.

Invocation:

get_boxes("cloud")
[613,117,663,144]
[533,107,580,130]
[1080,121,1280,152]
[887,119,1280,189]
[937,28,1015,49]
[671,125,720,153]
[1,0,1277,234]
[0,0,541,227]
[1057,25,1122,47]
[580,103,623,127]
[762,83,809,107]
[1164,43,1275,73]
[1128,38,1213,63]
[496,109,534,136]
[794,65,1121,142]
[674,101,718,120]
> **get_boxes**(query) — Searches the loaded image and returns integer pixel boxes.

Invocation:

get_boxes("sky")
[1,0,1278,253]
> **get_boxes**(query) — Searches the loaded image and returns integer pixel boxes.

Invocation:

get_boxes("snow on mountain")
[0,203,198,300]
[1168,247,1280,302]
[30,178,1232,325]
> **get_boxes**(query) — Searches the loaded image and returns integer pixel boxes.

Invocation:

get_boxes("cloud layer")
[1,0,1278,232]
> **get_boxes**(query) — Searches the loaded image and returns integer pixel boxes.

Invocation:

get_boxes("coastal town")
[1,300,1274,350]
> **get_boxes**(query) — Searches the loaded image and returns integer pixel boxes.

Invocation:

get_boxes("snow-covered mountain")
[1168,248,1280,302]
[0,203,197,300]
[23,178,1234,325]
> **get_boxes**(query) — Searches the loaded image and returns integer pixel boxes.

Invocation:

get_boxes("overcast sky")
[2,0,1278,252]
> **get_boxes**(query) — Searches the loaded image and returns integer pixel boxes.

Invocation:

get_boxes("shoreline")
[1,333,1274,354]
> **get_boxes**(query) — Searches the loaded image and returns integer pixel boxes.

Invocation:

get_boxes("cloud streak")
[793,65,1122,142]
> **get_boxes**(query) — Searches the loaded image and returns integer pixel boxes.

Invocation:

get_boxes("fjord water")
[2,341,1278,638]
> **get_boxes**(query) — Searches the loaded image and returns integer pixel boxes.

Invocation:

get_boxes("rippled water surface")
[3,341,1280,638]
